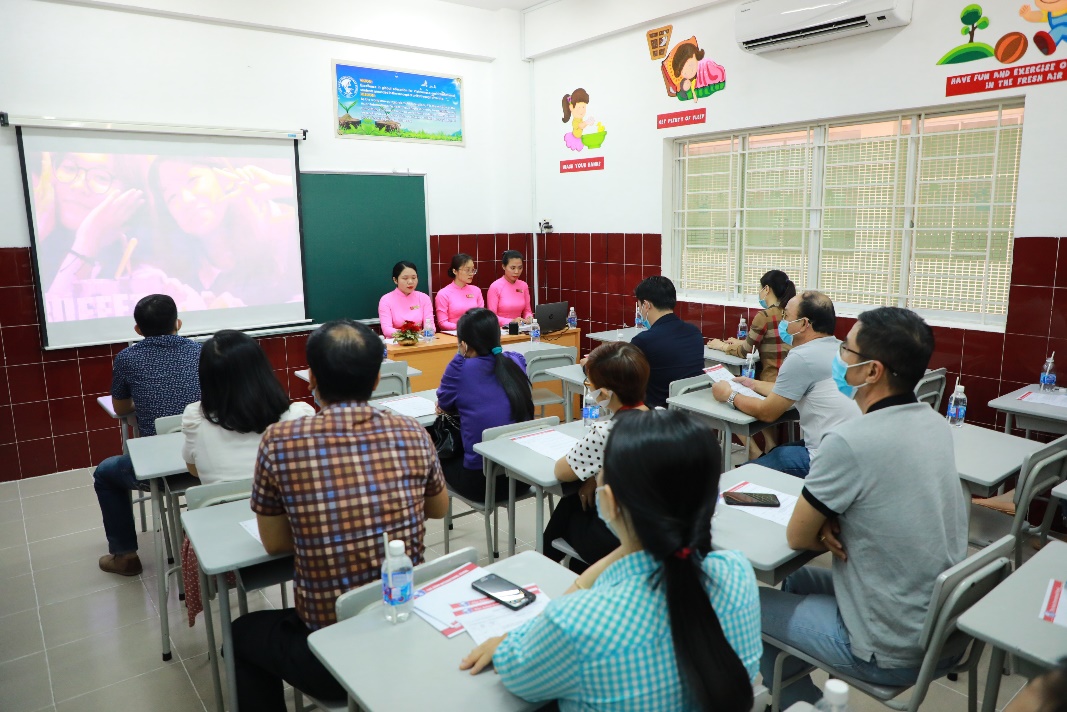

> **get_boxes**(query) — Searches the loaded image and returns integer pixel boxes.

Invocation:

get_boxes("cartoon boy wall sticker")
[661,36,726,103]
[561,88,607,152]
[1020,0,1067,54]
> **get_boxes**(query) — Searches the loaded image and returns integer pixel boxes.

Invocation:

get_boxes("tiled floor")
[0,467,1033,712]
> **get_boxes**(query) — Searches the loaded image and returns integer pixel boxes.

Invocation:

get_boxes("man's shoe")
[99,553,143,576]
[1034,31,1056,56]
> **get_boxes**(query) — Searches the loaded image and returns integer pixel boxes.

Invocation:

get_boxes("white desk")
[182,499,293,712]
[308,551,577,712]
[369,390,439,427]
[958,540,1067,712]
[989,385,1067,437]
[127,432,194,663]
[714,465,817,586]
[704,347,748,375]
[502,341,572,357]
[666,389,798,474]
[294,361,422,383]
[473,420,587,555]
[586,326,642,343]
[952,423,1045,496]
[1053,480,1067,503]
[544,363,585,422]
[96,395,139,448]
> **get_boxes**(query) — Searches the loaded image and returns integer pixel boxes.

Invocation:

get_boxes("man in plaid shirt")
[232,319,449,710]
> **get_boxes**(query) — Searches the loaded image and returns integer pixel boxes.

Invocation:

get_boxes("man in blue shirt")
[95,294,201,576]
[629,276,705,408]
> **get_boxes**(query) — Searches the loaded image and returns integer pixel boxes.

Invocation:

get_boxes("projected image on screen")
[19,128,307,349]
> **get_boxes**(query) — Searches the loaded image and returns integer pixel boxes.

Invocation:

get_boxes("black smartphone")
[723,491,781,507]
[471,574,536,611]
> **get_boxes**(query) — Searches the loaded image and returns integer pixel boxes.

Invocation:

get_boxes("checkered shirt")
[251,402,445,630]
[723,305,790,382]
[494,550,762,711]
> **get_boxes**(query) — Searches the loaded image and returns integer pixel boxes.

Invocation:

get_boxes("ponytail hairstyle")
[449,253,473,280]
[456,308,534,423]
[602,410,753,712]
[561,88,590,123]
[760,269,796,309]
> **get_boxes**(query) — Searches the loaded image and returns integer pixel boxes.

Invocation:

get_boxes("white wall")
[0,0,534,248]
[530,0,1066,238]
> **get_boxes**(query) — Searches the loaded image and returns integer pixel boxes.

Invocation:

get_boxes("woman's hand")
[707,338,725,350]
[578,477,597,512]
[216,165,294,201]
[71,188,145,258]
[460,635,506,675]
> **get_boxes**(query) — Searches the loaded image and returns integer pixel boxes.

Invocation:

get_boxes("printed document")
[379,395,438,419]
[718,481,798,527]
[704,365,764,400]
[510,429,580,461]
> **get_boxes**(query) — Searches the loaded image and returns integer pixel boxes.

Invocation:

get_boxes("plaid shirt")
[494,550,762,711]
[251,402,445,630]
[723,304,790,382]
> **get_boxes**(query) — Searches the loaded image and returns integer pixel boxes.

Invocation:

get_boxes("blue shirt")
[630,313,706,408]
[494,550,762,711]
[436,351,528,470]
[111,335,202,436]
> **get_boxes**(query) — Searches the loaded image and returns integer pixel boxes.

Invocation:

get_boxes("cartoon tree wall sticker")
[937,3,995,64]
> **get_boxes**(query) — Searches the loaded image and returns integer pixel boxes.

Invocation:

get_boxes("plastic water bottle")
[1041,353,1057,391]
[567,307,578,329]
[635,304,645,330]
[582,385,601,428]
[530,319,541,342]
[381,540,414,624]
[737,316,748,340]
[814,679,850,712]
[422,318,435,343]
[946,383,968,427]
[741,352,757,380]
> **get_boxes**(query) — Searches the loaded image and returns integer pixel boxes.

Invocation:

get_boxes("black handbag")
[431,413,463,461]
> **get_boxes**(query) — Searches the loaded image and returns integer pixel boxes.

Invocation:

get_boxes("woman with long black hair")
[436,308,534,502]
[460,409,761,711]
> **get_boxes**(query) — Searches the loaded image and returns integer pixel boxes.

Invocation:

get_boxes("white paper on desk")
[441,329,458,336]
[379,396,437,419]
[703,366,765,400]
[1040,579,1067,627]
[451,585,549,645]
[718,481,798,527]
[412,562,490,638]
[239,518,262,543]
[1018,391,1067,408]
[510,429,580,461]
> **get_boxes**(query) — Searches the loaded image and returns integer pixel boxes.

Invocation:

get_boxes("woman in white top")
[542,341,650,572]
[182,329,314,483]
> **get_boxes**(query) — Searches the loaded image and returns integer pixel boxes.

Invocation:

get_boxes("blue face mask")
[778,319,795,346]
[635,305,651,329]
[758,298,769,309]
[595,486,619,539]
[312,388,323,410]
[831,352,872,400]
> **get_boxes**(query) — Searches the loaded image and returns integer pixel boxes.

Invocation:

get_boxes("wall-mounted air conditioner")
[736,0,913,53]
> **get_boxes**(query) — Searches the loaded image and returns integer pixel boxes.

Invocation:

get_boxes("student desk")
[990,385,1067,437]
[307,550,577,712]
[665,390,798,475]
[958,540,1067,712]
[586,326,642,343]
[368,390,439,427]
[952,423,1045,496]
[473,420,588,555]
[182,499,294,712]
[715,464,817,586]
[294,360,422,385]
[126,432,195,663]
[544,363,585,422]
[704,347,748,375]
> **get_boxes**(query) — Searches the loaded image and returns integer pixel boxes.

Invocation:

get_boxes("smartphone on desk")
[472,574,536,611]
[723,491,781,507]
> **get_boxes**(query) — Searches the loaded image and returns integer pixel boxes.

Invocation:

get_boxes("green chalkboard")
[298,172,428,323]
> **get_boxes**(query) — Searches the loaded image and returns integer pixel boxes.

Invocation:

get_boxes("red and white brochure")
[1040,578,1067,627]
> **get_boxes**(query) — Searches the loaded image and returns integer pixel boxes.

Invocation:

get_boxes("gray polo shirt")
[772,336,860,453]
[803,395,968,668]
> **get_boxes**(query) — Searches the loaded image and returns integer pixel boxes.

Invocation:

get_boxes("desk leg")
[200,569,224,712]
[508,477,517,557]
[562,384,573,423]
[980,647,1005,712]
[1004,413,1013,434]
[534,486,545,553]
[218,572,239,712]
[151,480,172,661]
[721,424,734,475]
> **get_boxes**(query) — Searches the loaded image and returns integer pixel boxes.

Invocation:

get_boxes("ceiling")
[437,0,544,10]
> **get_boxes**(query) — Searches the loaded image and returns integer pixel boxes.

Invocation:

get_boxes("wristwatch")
[727,392,737,409]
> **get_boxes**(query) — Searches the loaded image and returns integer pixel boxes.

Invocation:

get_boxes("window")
[673,102,1024,328]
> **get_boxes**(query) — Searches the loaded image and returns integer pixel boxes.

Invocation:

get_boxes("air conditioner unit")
[736,0,913,53]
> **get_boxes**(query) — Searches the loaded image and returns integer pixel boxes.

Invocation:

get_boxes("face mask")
[831,352,872,400]
[778,319,796,346]
[636,304,651,329]
[595,389,613,411]
[758,298,769,309]
[595,486,619,539]
[312,388,323,410]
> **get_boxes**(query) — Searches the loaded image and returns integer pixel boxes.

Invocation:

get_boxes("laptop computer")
[532,301,569,333]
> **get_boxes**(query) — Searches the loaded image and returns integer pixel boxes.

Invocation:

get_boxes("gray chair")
[914,368,948,412]
[115,407,149,533]
[526,346,579,417]
[669,373,713,398]
[370,361,409,399]
[153,415,198,599]
[443,417,559,558]
[1006,434,1067,566]
[765,535,1015,712]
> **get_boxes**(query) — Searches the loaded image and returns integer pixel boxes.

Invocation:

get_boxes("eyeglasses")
[54,163,113,194]
[458,267,478,275]
[839,342,869,361]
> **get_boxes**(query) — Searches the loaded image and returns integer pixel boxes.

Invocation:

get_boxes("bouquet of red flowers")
[395,320,423,345]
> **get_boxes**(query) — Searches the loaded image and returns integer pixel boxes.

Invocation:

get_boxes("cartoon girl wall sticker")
[661,37,726,103]
[561,88,607,152]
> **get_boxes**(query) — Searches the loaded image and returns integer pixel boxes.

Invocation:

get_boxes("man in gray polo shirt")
[759,307,968,708]
[711,290,859,477]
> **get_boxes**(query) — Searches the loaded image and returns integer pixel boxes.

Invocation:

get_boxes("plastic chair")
[914,368,948,412]
[669,373,713,398]
[370,361,409,399]
[1005,435,1067,566]
[114,407,150,533]
[521,345,578,417]
[443,417,559,558]
[765,535,1015,712]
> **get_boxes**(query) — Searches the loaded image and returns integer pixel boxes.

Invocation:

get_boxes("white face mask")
[595,389,613,410]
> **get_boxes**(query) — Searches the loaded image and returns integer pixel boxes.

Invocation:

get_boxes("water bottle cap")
[954,384,965,394]
[823,679,849,704]
[388,540,405,557]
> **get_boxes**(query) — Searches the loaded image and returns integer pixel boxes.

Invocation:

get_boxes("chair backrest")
[154,414,184,435]
[184,478,254,510]
[669,373,713,398]
[371,361,409,399]
[335,546,479,621]
[1011,434,1067,541]
[525,347,579,384]
[914,368,948,412]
